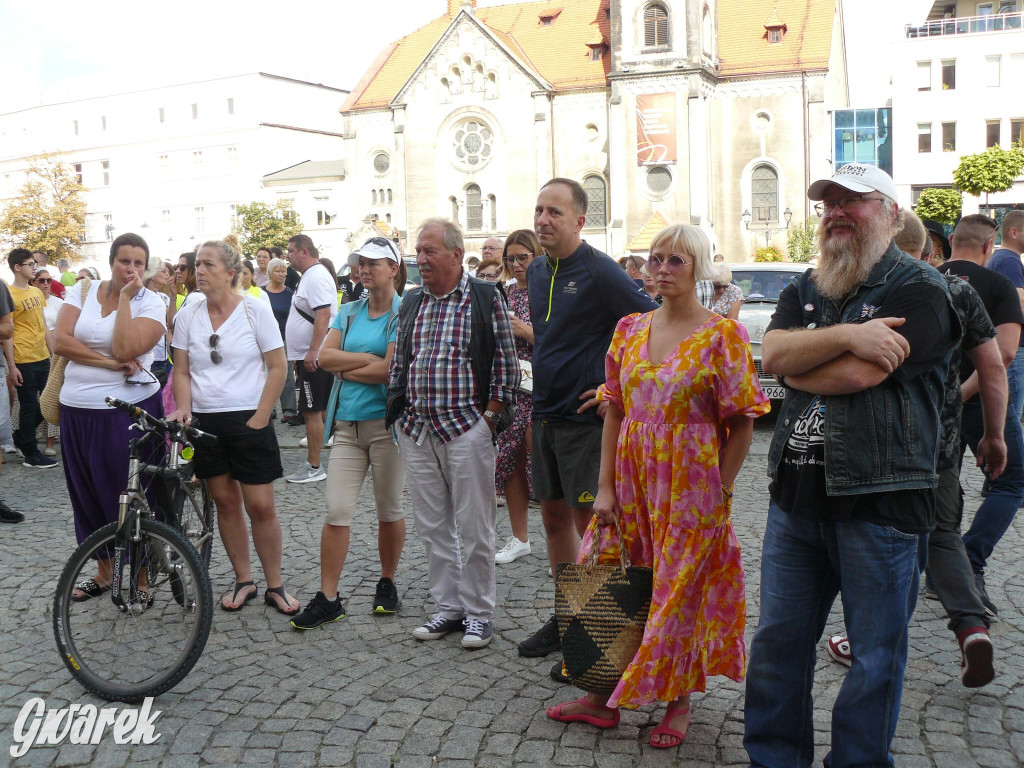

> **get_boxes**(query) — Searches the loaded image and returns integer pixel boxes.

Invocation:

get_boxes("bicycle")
[53,397,218,702]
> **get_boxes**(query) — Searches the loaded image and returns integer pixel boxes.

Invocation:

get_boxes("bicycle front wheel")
[175,477,216,570]
[53,519,213,702]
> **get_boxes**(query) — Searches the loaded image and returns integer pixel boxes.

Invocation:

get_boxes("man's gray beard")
[813,218,892,300]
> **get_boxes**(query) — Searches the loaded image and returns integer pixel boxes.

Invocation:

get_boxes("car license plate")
[763,385,786,400]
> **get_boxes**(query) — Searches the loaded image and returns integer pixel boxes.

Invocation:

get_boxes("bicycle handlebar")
[105,397,217,443]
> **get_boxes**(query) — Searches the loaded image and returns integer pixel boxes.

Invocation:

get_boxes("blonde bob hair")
[647,225,716,282]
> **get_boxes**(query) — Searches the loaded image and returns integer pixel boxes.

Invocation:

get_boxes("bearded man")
[743,164,960,768]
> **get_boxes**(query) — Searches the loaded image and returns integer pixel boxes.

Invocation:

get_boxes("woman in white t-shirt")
[168,239,299,616]
[54,233,168,602]
[31,269,64,455]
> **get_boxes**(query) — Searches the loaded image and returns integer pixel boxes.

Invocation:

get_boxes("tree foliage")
[914,188,963,225]
[753,245,785,262]
[952,144,1024,205]
[0,154,87,262]
[785,219,819,263]
[232,200,303,255]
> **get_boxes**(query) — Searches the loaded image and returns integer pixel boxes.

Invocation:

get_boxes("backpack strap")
[384,287,425,428]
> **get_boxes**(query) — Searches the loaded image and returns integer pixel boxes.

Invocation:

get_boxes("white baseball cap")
[807,163,897,202]
[348,237,401,268]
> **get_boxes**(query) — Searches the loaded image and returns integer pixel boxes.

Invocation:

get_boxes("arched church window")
[583,175,607,228]
[452,119,494,170]
[752,165,779,222]
[644,3,670,47]
[466,185,483,231]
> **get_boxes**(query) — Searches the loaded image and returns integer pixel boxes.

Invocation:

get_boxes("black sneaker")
[372,577,401,615]
[0,500,24,524]
[283,413,305,427]
[290,592,346,631]
[974,572,998,618]
[23,453,58,469]
[518,615,561,657]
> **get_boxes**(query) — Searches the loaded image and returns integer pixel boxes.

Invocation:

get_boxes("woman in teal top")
[289,237,408,631]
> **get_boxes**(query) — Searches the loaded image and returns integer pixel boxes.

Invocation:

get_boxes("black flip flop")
[72,578,111,602]
[221,580,257,612]
[264,585,300,616]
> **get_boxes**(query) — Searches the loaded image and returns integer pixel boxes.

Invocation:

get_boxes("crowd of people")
[1,167,1023,763]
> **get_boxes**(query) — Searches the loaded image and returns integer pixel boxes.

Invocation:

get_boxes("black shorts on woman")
[191,410,283,485]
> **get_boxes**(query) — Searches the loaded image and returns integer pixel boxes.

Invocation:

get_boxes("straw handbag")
[40,277,91,425]
[554,525,653,694]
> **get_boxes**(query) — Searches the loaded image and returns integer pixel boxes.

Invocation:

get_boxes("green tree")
[0,154,87,262]
[914,188,962,225]
[785,219,819,263]
[232,200,303,254]
[753,245,785,262]
[952,144,1024,209]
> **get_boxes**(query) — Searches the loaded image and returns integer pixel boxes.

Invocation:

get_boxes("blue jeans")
[744,501,920,768]
[960,350,1024,574]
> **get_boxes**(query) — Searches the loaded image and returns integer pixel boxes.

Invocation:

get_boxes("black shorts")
[190,410,283,485]
[531,419,602,507]
[295,363,333,413]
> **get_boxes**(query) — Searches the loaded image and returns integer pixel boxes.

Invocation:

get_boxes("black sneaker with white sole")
[0,500,24,524]
[372,577,401,614]
[974,572,999,618]
[23,453,58,469]
[411,613,465,640]
[518,614,561,657]
[290,592,346,631]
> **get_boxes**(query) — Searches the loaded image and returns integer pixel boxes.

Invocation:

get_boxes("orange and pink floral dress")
[582,311,769,709]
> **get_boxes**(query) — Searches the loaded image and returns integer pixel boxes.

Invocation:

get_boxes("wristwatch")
[483,409,502,425]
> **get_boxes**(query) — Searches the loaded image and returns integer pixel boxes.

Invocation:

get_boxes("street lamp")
[743,207,793,248]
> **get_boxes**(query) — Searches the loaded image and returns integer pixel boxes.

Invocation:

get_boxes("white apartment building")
[0,73,353,265]
[892,1,1023,218]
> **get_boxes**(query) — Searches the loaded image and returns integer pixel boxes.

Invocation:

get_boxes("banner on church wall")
[636,93,677,166]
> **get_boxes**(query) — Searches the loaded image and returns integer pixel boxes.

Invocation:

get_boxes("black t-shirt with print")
[939,259,1023,379]
[768,280,951,533]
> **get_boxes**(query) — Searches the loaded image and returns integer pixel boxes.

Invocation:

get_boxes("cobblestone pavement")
[0,412,1021,767]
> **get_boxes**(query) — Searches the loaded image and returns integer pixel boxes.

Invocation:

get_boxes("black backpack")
[385,277,515,436]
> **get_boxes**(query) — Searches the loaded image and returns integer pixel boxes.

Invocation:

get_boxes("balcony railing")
[906,11,1023,37]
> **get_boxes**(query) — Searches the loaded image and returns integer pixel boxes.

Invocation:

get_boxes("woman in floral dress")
[546,225,768,748]
[493,229,541,565]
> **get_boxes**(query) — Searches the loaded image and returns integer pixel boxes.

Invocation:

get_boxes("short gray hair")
[418,218,464,254]
[267,257,288,274]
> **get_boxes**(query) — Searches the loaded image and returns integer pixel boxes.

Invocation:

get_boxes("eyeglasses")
[503,254,533,265]
[813,195,886,216]
[209,334,222,365]
[477,272,501,281]
[646,254,693,270]
[21,261,37,269]
[175,264,190,271]
[125,368,158,386]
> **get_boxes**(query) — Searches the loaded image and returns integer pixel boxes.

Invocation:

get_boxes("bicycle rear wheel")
[53,518,213,702]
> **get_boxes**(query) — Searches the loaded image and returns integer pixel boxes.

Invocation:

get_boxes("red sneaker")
[958,627,994,688]
[827,635,852,667]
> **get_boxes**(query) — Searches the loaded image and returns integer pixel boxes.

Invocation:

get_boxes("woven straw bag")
[40,277,91,425]
[554,525,653,695]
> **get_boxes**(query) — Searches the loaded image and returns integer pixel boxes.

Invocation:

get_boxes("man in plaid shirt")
[392,218,519,650]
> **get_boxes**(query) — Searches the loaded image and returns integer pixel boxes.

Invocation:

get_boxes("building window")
[193,150,203,169]
[833,108,892,176]
[751,165,779,222]
[372,190,378,205]
[159,154,169,176]
[646,166,673,195]
[100,116,107,131]
[702,5,713,55]
[644,3,670,47]
[72,120,78,136]
[591,48,602,61]
[583,176,608,227]
[452,119,494,169]
[378,188,385,205]
[162,209,171,228]
[191,103,199,119]
[450,196,459,222]
[227,146,238,172]
[158,107,165,123]
[104,213,114,240]
[315,196,332,226]
[73,164,82,185]
[489,194,497,230]
[387,188,393,204]
[942,122,956,151]
[229,203,238,228]
[466,185,483,231]
[986,56,1001,87]
[916,61,931,91]
[987,120,1001,147]
[768,28,781,43]
[918,123,932,152]
[227,98,234,115]
[374,152,390,173]
[194,206,205,233]
[280,199,297,223]
[101,160,110,186]
[1011,119,1024,147]
[941,59,955,90]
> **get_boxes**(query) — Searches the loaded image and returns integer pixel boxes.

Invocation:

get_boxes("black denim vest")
[767,244,960,495]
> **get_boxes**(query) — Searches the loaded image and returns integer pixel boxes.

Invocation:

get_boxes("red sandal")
[546,697,620,728]
[649,705,689,749]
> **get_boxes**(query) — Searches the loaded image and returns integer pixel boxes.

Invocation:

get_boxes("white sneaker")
[298,435,333,448]
[2,444,15,454]
[495,536,531,564]
[285,461,327,484]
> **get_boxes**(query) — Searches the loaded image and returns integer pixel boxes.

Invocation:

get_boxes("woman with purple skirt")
[54,233,168,602]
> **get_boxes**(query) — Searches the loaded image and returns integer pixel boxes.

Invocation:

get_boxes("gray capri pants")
[325,418,405,527]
